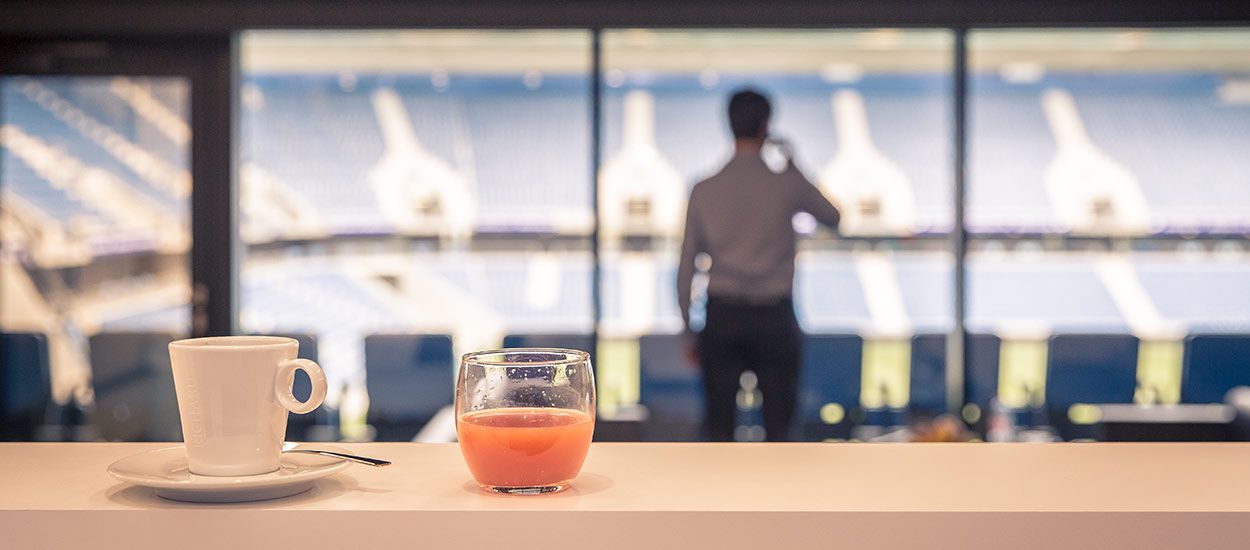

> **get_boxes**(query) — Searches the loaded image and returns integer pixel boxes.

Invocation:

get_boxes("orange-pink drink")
[457,407,594,488]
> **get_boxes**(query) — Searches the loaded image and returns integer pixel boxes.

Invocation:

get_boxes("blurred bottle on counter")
[986,396,1017,443]
[339,383,371,441]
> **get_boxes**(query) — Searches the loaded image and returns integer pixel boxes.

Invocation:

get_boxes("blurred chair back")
[89,332,180,441]
[964,334,1003,414]
[1,332,52,441]
[795,334,862,440]
[1045,333,1139,438]
[503,334,595,357]
[1182,334,1250,404]
[364,334,454,441]
[909,334,947,417]
[907,333,1001,419]
[638,333,702,441]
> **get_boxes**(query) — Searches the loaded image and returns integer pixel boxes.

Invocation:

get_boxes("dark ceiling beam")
[4,0,1250,37]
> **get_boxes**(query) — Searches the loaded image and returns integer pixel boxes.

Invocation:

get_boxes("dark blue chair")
[503,334,595,357]
[638,333,702,441]
[364,334,454,441]
[909,334,947,417]
[965,334,1003,416]
[1046,333,1139,439]
[1182,334,1250,404]
[909,333,1002,418]
[89,332,181,441]
[794,334,862,441]
[1,332,52,441]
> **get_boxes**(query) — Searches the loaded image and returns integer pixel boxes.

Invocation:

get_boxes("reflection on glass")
[238,31,594,438]
[1,76,191,441]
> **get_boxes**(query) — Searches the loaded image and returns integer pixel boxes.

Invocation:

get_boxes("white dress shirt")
[677,151,841,330]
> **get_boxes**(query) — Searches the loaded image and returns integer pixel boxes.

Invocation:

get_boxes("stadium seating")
[243,272,407,334]
[1,154,105,225]
[968,255,1128,332]
[1073,81,1250,230]
[863,89,953,230]
[363,334,455,441]
[794,333,863,441]
[602,75,952,229]
[1136,257,1250,333]
[243,81,388,231]
[1045,333,1139,439]
[894,252,954,333]
[44,78,187,170]
[0,333,52,441]
[1181,334,1250,404]
[239,73,967,234]
[463,90,590,225]
[637,333,703,441]
[967,78,1058,231]
[909,332,1002,419]
[88,332,181,442]
[599,259,683,332]
[5,79,180,211]
[430,258,595,333]
[11,72,1250,237]
[793,254,872,332]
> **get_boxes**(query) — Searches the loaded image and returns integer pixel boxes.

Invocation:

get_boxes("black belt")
[706,294,792,307]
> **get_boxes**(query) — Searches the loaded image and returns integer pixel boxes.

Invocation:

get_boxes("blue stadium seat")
[503,334,594,355]
[1046,333,1139,438]
[364,334,454,441]
[638,334,702,441]
[88,332,181,441]
[909,333,1002,417]
[909,334,947,417]
[794,334,863,441]
[1182,334,1250,404]
[1,333,53,441]
[965,334,1003,416]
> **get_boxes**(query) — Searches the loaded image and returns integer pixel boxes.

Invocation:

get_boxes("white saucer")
[108,444,352,503]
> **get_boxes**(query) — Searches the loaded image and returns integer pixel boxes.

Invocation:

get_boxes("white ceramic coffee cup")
[168,336,327,476]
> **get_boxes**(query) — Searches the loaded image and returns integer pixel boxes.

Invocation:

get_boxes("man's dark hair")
[727,88,771,139]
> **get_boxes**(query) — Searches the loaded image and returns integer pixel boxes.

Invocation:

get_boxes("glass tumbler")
[456,348,596,494]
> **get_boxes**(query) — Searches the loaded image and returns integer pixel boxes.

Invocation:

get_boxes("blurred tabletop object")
[1097,403,1236,441]
[2,443,1250,549]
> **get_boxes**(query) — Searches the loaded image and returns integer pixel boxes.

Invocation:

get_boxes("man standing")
[678,88,841,442]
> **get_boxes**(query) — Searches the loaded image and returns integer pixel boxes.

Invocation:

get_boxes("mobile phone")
[764,136,794,161]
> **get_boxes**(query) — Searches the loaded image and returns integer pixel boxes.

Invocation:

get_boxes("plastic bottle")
[986,396,1016,443]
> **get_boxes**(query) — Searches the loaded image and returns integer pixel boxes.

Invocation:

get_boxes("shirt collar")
[728,149,764,166]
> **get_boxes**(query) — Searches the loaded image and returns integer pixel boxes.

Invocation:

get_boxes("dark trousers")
[698,296,802,442]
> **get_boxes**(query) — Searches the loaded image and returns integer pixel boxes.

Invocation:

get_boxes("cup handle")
[274,358,327,414]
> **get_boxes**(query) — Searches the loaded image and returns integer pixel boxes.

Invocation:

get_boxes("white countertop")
[3,442,1250,549]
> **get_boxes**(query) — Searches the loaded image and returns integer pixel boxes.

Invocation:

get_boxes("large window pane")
[967,30,1250,427]
[1,76,191,440]
[239,31,593,439]
[599,30,954,433]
